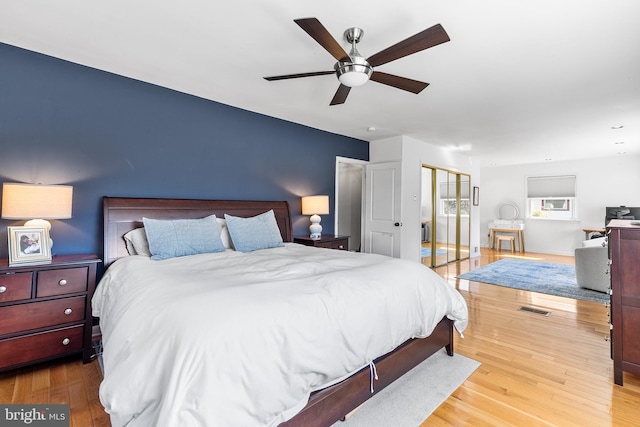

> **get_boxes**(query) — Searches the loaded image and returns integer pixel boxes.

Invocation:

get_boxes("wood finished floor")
[1,249,639,426]
[428,249,640,426]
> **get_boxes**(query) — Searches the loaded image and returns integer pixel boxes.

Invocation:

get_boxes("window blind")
[527,175,576,198]
[439,182,470,199]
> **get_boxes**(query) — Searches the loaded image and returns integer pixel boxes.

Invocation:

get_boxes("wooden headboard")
[103,197,293,267]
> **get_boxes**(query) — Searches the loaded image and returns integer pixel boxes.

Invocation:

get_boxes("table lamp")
[301,195,329,240]
[2,183,73,249]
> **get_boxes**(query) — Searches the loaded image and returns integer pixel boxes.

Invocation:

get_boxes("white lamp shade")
[301,195,329,215]
[1,183,73,220]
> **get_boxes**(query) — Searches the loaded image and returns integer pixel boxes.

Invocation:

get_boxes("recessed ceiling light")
[611,125,624,130]
[367,127,376,132]
[614,141,625,145]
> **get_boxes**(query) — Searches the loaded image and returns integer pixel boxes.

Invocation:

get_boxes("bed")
[93,196,468,426]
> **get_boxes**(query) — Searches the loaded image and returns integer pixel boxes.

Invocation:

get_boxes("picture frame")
[7,226,52,266]
[473,186,480,206]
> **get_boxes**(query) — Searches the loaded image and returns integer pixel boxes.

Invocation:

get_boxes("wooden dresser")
[607,220,640,386]
[294,235,349,251]
[0,254,101,371]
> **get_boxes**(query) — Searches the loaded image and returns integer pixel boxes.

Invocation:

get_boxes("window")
[526,175,576,220]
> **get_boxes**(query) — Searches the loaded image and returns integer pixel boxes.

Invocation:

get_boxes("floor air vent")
[518,306,550,316]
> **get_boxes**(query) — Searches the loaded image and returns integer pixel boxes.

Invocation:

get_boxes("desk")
[582,227,605,240]
[489,228,525,252]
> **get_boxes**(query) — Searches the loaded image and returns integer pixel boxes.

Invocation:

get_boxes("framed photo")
[7,226,52,266]
[473,186,480,206]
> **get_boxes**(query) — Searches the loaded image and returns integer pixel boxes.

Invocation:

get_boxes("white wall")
[370,136,480,262]
[480,154,640,255]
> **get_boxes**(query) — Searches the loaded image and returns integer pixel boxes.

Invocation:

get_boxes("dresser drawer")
[0,296,86,336]
[0,272,32,303]
[294,236,350,251]
[314,241,334,249]
[36,267,88,297]
[330,239,348,251]
[315,239,349,250]
[0,325,83,370]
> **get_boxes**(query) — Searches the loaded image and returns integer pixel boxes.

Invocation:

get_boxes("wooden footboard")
[281,316,454,427]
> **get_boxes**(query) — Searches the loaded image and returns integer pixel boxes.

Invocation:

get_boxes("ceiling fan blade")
[294,18,350,61]
[370,71,429,94]
[330,85,351,105]
[367,24,450,67]
[264,71,334,81]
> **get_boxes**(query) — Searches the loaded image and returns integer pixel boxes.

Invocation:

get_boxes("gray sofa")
[574,237,609,293]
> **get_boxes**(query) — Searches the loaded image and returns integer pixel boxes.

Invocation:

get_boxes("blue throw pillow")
[143,215,225,260]
[224,210,284,252]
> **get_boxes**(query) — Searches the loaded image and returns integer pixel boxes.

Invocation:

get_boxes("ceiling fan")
[264,18,450,105]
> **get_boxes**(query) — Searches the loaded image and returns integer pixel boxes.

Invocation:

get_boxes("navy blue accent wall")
[0,43,368,259]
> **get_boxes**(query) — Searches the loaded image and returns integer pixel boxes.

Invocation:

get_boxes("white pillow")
[123,228,151,256]
[216,218,233,250]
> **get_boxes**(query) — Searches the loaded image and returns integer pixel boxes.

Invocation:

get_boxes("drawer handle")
[64,308,73,315]
[62,338,71,346]
[58,279,68,286]
[0,286,6,293]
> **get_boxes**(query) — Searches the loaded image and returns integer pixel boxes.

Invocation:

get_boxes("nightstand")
[0,254,101,371]
[294,235,350,251]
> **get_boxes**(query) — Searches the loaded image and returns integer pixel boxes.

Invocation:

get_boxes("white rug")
[333,349,480,427]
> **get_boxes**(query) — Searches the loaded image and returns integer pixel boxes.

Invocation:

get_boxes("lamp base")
[24,218,54,249]
[24,218,52,230]
[309,214,322,240]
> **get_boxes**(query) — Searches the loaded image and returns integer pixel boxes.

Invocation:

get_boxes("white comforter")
[92,243,468,427]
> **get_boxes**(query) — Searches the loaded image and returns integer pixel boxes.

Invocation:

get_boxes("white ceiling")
[1,0,639,167]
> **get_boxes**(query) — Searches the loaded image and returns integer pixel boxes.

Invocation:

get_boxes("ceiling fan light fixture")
[335,28,373,88]
[336,65,372,87]
[335,56,373,87]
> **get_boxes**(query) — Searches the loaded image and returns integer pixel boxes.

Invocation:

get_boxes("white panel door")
[363,162,402,257]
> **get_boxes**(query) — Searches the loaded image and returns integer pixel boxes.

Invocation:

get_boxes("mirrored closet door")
[421,166,470,267]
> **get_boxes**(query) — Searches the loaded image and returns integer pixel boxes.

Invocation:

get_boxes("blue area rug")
[456,258,608,303]
[421,248,448,257]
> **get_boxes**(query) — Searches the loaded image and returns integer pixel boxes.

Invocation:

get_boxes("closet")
[421,166,470,267]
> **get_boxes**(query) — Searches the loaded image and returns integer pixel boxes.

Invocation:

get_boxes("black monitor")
[606,206,640,225]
